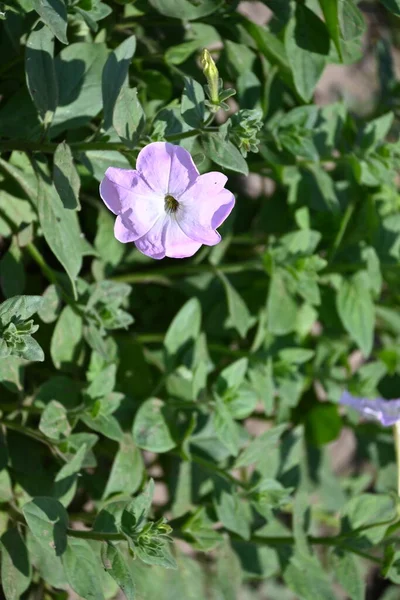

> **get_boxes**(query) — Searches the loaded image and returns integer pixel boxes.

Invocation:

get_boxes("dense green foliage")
[2,0,400,598]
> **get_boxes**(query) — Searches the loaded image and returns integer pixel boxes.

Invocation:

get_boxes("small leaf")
[53,142,81,210]
[25,21,58,124]
[380,0,400,15]
[0,295,43,326]
[32,0,68,44]
[101,543,136,600]
[22,496,68,556]
[133,398,176,453]
[50,305,83,369]
[102,35,136,130]
[213,396,241,457]
[39,400,71,441]
[181,77,205,128]
[113,86,145,148]
[37,174,83,297]
[217,272,253,338]
[62,538,105,600]
[336,273,375,356]
[202,133,249,175]
[104,434,144,499]
[53,444,87,506]
[214,488,251,540]
[1,528,31,600]
[164,297,201,364]
[267,269,297,335]
[285,4,328,102]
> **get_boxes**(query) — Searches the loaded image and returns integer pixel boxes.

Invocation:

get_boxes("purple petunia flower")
[99,142,235,259]
[339,390,400,426]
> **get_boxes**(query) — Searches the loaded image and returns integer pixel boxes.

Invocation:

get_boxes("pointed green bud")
[201,49,219,105]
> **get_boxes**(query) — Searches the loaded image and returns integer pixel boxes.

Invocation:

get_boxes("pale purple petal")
[164,219,202,259]
[100,167,163,241]
[114,215,137,243]
[136,142,199,197]
[134,216,167,260]
[339,390,400,426]
[177,173,235,245]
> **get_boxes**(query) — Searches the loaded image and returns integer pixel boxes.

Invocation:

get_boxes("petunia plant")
[2,0,400,599]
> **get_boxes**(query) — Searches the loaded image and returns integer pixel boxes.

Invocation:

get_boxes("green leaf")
[380,0,400,15]
[50,305,83,369]
[342,493,397,543]
[1,528,31,600]
[267,268,297,335]
[165,40,200,65]
[26,531,67,589]
[62,538,105,600]
[121,479,154,536]
[331,550,364,600]
[32,0,68,44]
[0,470,13,502]
[214,488,251,540]
[0,240,26,298]
[22,496,68,556]
[102,35,136,130]
[181,77,205,129]
[319,0,365,63]
[113,86,145,148]
[133,398,176,453]
[164,297,201,363]
[101,543,136,600]
[285,4,328,102]
[182,507,221,552]
[0,295,43,325]
[53,444,87,506]
[284,551,336,600]
[37,175,82,297]
[104,434,144,499]
[52,42,108,132]
[213,396,241,457]
[234,425,286,469]
[202,133,249,176]
[25,21,58,124]
[39,400,71,441]
[304,403,341,447]
[217,272,253,338]
[336,273,375,356]
[53,141,81,210]
[81,412,124,442]
[148,0,222,19]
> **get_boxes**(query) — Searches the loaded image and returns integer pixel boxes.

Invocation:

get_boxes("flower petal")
[339,390,400,426]
[177,173,235,245]
[100,167,164,240]
[136,142,199,196]
[114,215,137,243]
[164,219,202,259]
[134,216,167,260]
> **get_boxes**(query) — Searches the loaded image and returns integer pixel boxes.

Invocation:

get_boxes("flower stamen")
[164,194,179,214]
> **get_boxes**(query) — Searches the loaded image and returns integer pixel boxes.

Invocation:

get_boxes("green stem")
[328,199,357,264]
[394,421,400,497]
[25,243,86,318]
[113,261,262,283]
[0,129,209,155]
[67,528,124,541]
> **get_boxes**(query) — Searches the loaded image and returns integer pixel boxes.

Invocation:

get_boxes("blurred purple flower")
[339,390,400,426]
[99,142,235,259]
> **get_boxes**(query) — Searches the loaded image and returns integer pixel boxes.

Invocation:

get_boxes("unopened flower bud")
[201,49,219,105]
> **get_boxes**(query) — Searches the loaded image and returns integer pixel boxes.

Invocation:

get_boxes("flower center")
[164,194,179,214]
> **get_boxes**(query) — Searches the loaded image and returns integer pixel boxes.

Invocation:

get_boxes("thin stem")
[328,199,357,264]
[0,129,209,155]
[394,421,400,497]
[25,243,85,318]
[67,528,124,541]
[113,261,262,283]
